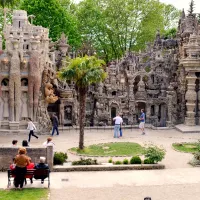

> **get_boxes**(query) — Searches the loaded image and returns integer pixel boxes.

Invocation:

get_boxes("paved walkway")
[0,128,200,199]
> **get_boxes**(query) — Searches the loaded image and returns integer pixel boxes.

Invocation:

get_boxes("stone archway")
[1,78,9,86]
[135,102,146,122]
[111,107,117,125]
[64,105,73,126]
[159,104,167,127]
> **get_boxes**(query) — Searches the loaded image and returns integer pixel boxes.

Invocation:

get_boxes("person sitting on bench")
[14,147,30,189]
[34,157,49,184]
[24,157,34,184]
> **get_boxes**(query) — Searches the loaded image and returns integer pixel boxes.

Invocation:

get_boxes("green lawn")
[0,188,49,200]
[172,143,199,153]
[69,142,145,156]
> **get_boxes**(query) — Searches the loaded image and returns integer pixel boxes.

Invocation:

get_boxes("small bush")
[108,158,113,163]
[144,144,166,164]
[130,156,142,164]
[53,152,68,165]
[143,158,154,164]
[123,158,129,164]
[72,158,98,165]
[115,161,122,165]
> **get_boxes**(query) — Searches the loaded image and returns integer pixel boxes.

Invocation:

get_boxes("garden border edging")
[53,164,165,172]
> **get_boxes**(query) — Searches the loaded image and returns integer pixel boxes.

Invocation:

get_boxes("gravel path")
[0,128,200,200]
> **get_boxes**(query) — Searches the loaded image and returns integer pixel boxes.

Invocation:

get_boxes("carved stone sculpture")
[45,82,58,103]
[2,91,9,120]
[8,39,23,121]
[27,38,43,121]
[21,92,28,120]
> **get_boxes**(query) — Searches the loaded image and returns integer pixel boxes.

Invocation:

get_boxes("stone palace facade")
[0,10,200,132]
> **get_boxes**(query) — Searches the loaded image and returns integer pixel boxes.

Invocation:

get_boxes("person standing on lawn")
[113,113,123,138]
[139,109,146,135]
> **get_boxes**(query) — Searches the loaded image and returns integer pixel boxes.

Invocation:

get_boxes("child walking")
[27,118,38,142]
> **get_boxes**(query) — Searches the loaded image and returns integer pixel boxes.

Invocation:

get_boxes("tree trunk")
[78,88,87,149]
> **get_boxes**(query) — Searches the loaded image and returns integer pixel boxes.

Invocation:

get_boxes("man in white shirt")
[43,137,55,151]
[113,113,123,138]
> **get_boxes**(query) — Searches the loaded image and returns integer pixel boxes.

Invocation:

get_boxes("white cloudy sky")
[73,0,200,13]
[159,0,200,13]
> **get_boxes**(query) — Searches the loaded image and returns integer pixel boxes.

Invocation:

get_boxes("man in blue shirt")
[139,109,145,135]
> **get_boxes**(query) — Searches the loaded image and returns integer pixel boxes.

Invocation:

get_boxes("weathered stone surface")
[1,10,200,130]
[0,146,53,171]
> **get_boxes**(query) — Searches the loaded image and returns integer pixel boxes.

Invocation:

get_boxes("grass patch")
[0,188,49,200]
[172,143,199,153]
[70,142,144,156]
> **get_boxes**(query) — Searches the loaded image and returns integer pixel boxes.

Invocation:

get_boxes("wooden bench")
[7,169,50,188]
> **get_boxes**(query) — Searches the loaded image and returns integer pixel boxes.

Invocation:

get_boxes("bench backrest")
[8,169,50,177]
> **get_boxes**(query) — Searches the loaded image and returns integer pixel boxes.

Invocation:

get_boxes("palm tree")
[59,56,107,149]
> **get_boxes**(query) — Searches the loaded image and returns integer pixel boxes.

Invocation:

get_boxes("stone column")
[198,78,200,124]
[46,146,53,171]
[146,105,151,123]
[0,35,2,50]
[155,105,159,126]
[185,72,196,126]
[129,85,134,96]
[155,105,159,115]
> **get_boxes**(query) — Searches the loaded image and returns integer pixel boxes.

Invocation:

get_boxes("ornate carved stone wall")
[0,10,58,132]
[1,10,200,130]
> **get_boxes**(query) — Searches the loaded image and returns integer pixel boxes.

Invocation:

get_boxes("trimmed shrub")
[143,158,154,164]
[123,158,129,164]
[53,152,68,165]
[108,158,113,163]
[115,161,122,165]
[130,156,142,164]
[72,158,98,165]
[144,144,166,164]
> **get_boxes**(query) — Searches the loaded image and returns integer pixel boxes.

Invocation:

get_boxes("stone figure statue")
[3,91,9,120]
[8,39,23,121]
[21,92,28,120]
[27,38,43,121]
[0,96,3,120]
[44,82,58,103]
[98,82,103,95]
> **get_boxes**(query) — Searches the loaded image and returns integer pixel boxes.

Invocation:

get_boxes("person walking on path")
[27,118,38,142]
[139,109,146,135]
[113,113,123,138]
[51,113,59,136]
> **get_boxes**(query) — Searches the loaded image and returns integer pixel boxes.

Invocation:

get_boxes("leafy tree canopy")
[59,56,106,88]
[0,0,20,8]
[20,0,81,47]
[75,0,180,62]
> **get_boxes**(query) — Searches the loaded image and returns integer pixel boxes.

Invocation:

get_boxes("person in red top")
[9,158,16,179]
[25,157,34,184]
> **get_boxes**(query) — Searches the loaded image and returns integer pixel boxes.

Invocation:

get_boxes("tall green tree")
[20,0,81,48]
[58,56,107,149]
[75,0,180,62]
[0,0,19,8]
